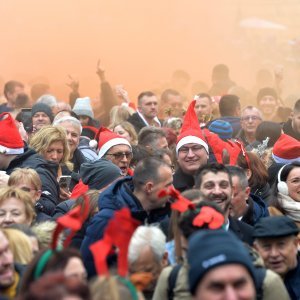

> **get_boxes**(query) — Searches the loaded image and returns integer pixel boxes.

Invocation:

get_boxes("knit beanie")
[80,158,123,190]
[257,87,278,103]
[31,103,54,122]
[188,229,256,295]
[272,134,300,164]
[72,97,94,119]
[208,120,233,140]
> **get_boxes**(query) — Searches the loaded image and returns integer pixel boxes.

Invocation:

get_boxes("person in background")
[138,127,169,151]
[0,80,25,113]
[36,94,58,115]
[283,98,300,141]
[256,87,279,121]
[159,89,185,119]
[194,93,214,126]
[31,103,54,133]
[111,121,138,145]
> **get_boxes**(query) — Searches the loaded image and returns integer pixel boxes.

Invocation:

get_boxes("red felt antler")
[158,186,195,213]
[193,206,224,229]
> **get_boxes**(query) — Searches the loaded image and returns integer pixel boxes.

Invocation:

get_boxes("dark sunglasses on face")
[106,152,133,160]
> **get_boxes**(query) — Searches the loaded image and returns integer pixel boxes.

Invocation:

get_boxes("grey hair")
[226,165,249,189]
[36,94,57,108]
[241,106,263,120]
[128,225,166,264]
[53,116,82,133]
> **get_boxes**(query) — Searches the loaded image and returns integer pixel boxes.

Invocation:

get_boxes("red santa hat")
[176,100,208,155]
[0,113,24,155]
[96,127,131,159]
[272,134,300,164]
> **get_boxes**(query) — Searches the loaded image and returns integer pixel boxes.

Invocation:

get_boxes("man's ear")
[253,241,259,252]
[145,181,154,194]
[161,251,169,267]
[245,186,251,198]
[245,169,252,180]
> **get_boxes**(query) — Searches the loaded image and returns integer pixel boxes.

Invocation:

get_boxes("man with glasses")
[237,106,263,147]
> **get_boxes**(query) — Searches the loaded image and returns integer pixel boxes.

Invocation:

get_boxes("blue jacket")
[285,255,300,300]
[80,176,170,277]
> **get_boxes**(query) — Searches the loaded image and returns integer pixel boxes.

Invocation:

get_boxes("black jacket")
[229,216,254,245]
[173,167,195,193]
[283,119,300,141]
[284,255,300,300]
[6,147,60,216]
[127,112,147,134]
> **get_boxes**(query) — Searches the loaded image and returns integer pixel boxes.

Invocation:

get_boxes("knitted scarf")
[278,193,300,222]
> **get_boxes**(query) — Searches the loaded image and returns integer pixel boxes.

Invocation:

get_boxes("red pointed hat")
[176,100,208,155]
[272,134,300,163]
[0,113,24,154]
[96,127,131,159]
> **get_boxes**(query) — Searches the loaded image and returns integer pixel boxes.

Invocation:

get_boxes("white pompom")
[89,139,98,149]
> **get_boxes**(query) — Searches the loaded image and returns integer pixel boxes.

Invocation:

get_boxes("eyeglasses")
[178,145,204,154]
[241,116,262,122]
[106,152,133,160]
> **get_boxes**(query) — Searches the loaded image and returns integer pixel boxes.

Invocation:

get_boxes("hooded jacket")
[80,176,170,277]
[6,147,59,216]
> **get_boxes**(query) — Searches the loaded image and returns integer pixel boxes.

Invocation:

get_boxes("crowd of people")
[0,62,300,300]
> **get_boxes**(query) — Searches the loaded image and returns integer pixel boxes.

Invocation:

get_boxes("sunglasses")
[106,152,133,160]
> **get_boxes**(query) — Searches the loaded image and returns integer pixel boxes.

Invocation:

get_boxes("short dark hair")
[226,165,248,189]
[219,94,240,117]
[4,80,24,98]
[293,99,300,113]
[255,121,282,147]
[160,89,180,104]
[133,157,170,190]
[196,93,213,104]
[194,163,231,188]
[137,91,156,106]
[138,127,166,149]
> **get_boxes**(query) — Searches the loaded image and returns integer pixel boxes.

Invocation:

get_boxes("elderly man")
[237,106,263,146]
[128,226,168,300]
[253,216,300,300]
[195,163,253,244]
[188,229,256,300]
[81,157,173,277]
[32,102,54,132]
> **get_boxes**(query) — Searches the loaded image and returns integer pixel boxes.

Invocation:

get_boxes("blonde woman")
[111,121,138,145]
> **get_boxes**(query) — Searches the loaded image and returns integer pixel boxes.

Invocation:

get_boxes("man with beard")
[0,228,25,299]
[195,163,253,245]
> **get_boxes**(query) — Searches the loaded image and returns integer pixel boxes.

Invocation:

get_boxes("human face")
[194,97,213,122]
[6,86,24,105]
[113,125,131,142]
[286,167,300,202]
[291,111,300,135]
[32,112,51,130]
[59,121,80,156]
[138,95,158,120]
[105,144,132,175]
[195,264,256,300]
[230,176,250,219]
[0,198,29,227]
[258,95,277,117]
[147,165,173,210]
[254,236,298,277]
[64,257,87,283]
[14,182,41,203]
[129,246,165,293]
[177,143,208,175]
[44,141,64,164]
[154,137,169,150]
[0,231,14,289]
[240,109,262,135]
[166,94,184,117]
[199,171,232,214]
[78,115,90,126]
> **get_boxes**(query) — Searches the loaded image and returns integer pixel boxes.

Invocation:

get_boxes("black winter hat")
[188,229,256,295]
[31,103,54,122]
[256,87,278,103]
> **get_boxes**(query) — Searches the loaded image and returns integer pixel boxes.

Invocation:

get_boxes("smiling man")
[253,216,300,300]
[194,163,253,245]
[31,103,53,132]
[257,87,279,121]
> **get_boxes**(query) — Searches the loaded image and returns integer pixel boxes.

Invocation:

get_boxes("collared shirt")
[137,111,161,127]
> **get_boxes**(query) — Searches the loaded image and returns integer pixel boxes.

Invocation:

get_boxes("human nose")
[186,148,195,157]
[224,285,239,300]
[3,212,13,223]
[269,246,280,257]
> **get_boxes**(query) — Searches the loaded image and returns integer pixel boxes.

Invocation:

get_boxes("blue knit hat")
[188,229,256,295]
[208,120,233,140]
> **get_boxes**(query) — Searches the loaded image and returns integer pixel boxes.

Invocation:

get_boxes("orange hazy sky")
[1,0,299,102]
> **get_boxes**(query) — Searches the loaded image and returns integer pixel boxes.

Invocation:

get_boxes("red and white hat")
[96,127,131,159]
[272,134,300,164]
[176,100,208,155]
[0,113,24,155]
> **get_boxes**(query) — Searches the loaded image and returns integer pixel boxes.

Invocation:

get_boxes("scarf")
[278,193,300,223]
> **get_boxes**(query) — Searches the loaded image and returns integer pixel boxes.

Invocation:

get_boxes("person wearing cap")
[174,100,209,192]
[31,102,54,132]
[236,106,263,147]
[81,157,173,277]
[195,163,254,245]
[253,216,300,299]
[188,229,256,300]
[256,87,279,121]
[283,99,300,141]
[208,119,233,141]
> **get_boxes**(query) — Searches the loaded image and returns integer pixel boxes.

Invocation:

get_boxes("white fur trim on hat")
[272,153,300,164]
[176,136,209,155]
[0,144,24,155]
[98,138,132,158]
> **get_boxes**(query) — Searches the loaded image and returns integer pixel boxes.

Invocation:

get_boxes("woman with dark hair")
[255,121,282,147]
[20,248,87,294]
[237,152,272,203]
[269,162,300,229]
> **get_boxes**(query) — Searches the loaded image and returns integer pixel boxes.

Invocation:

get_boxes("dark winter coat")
[173,167,195,193]
[283,119,300,141]
[127,112,147,134]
